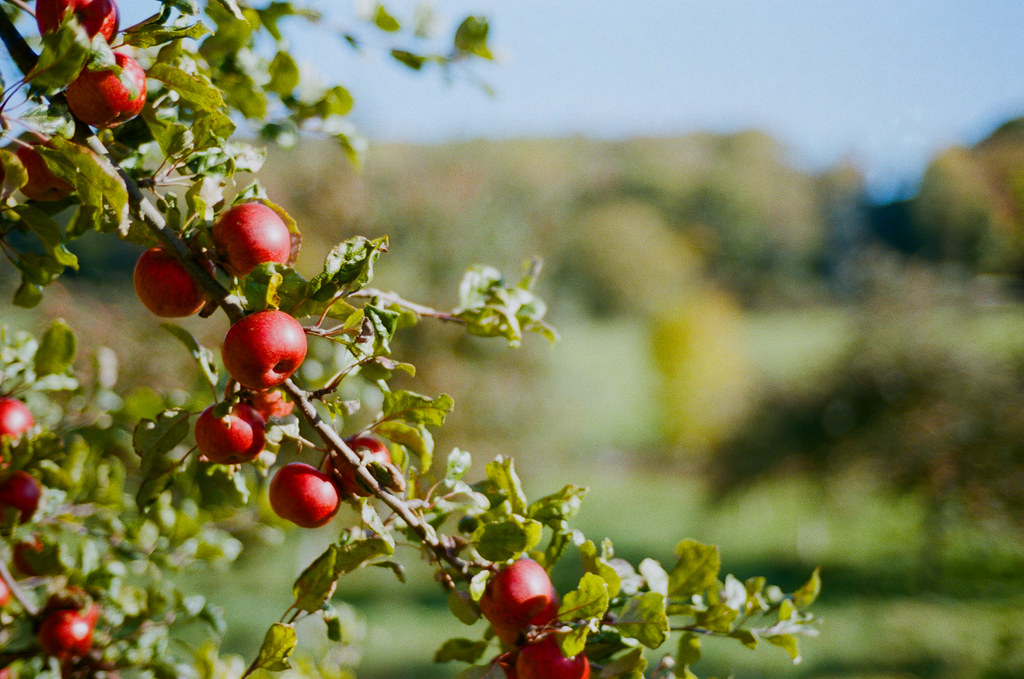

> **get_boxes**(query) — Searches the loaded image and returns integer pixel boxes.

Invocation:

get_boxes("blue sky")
[108,2,1024,199]
[297,1,1024,199]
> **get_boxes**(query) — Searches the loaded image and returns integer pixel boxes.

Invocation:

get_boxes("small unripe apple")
[133,246,209,317]
[15,144,72,202]
[0,397,34,439]
[222,310,307,390]
[480,558,559,645]
[336,436,391,497]
[0,471,41,523]
[249,388,294,420]
[212,202,292,276]
[195,403,266,465]
[38,608,95,658]
[268,462,340,528]
[515,636,590,679]
[66,51,146,129]
[36,0,119,41]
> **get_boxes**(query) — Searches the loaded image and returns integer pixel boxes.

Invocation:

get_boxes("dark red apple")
[0,397,34,439]
[0,471,41,523]
[195,403,266,465]
[65,51,146,129]
[12,535,46,575]
[38,608,95,658]
[133,246,209,317]
[336,436,391,497]
[15,144,72,201]
[480,558,559,645]
[221,310,307,390]
[36,0,119,41]
[268,462,340,528]
[249,388,294,420]
[515,636,590,679]
[212,202,292,276]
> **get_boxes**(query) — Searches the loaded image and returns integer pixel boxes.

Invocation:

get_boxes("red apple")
[15,144,72,201]
[0,471,41,523]
[212,202,292,276]
[195,403,266,465]
[36,0,119,41]
[268,462,340,528]
[0,397,34,439]
[0,576,10,607]
[336,436,391,497]
[133,246,209,317]
[38,608,95,658]
[480,558,559,645]
[12,536,46,575]
[222,310,307,390]
[249,388,294,420]
[515,636,590,679]
[65,51,146,129]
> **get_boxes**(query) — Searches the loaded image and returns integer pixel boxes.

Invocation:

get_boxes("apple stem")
[0,559,38,616]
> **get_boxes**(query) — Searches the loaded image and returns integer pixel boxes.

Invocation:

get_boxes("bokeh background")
[6,2,1024,677]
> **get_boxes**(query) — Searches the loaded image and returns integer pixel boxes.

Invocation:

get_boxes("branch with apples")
[0,2,820,678]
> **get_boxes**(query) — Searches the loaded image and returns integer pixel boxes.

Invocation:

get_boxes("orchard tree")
[0,2,820,678]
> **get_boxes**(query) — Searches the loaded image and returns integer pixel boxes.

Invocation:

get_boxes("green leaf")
[675,632,701,679]
[445,448,472,483]
[447,589,480,625]
[373,4,401,31]
[391,49,427,70]
[434,638,489,663]
[453,16,492,59]
[17,204,79,272]
[695,603,738,634]
[484,456,528,515]
[267,51,300,95]
[47,138,129,235]
[34,318,76,376]
[527,484,586,524]
[381,390,454,427]
[793,567,821,608]
[334,536,394,575]
[134,409,191,460]
[471,515,542,562]
[729,628,758,649]
[578,539,622,598]
[601,647,647,679]
[293,545,338,612]
[667,539,720,599]
[148,63,228,112]
[616,592,669,648]
[374,419,433,470]
[252,622,296,672]
[124,20,210,48]
[213,0,246,21]
[161,323,218,389]
[767,633,801,661]
[364,304,400,354]
[13,280,43,308]
[558,572,609,622]
[307,236,388,298]
[28,20,92,93]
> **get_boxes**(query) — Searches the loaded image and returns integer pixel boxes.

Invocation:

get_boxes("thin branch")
[349,287,465,324]
[0,558,38,615]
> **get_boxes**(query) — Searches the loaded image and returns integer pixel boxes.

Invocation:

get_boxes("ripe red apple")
[336,436,391,497]
[0,397,34,439]
[36,0,119,41]
[0,576,10,607]
[212,202,292,276]
[480,558,559,645]
[133,246,210,317]
[0,471,41,523]
[249,388,294,420]
[515,636,590,679]
[65,51,147,129]
[268,462,340,528]
[38,608,95,658]
[15,144,72,201]
[221,310,307,390]
[12,535,46,575]
[195,403,266,465]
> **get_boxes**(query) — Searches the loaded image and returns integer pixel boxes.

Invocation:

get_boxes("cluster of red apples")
[1,398,100,663]
[133,201,392,528]
[482,558,590,679]
[9,0,146,202]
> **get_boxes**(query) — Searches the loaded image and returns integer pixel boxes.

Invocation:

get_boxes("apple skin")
[515,636,590,679]
[222,310,307,390]
[66,51,147,129]
[268,462,340,528]
[37,608,95,658]
[480,558,559,645]
[212,202,292,276]
[195,403,266,465]
[0,576,10,607]
[15,144,73,201]
[133,246,209,317]
[0,471,41,523]
[36,0,119,41]
[336,436,391,497]
[0,397,34,439]
[249,388,294,420]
